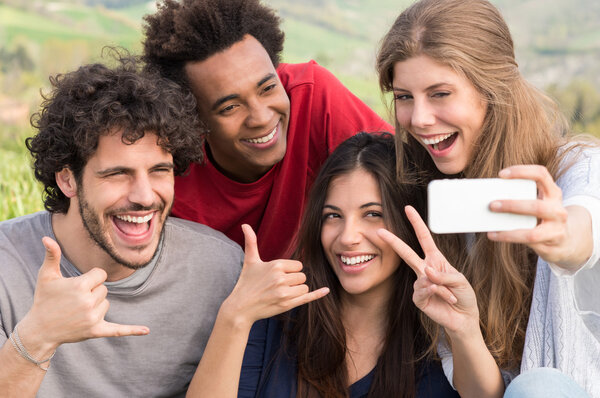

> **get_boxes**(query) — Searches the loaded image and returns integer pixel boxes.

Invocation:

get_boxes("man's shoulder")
[0,211,49,241]
[164,217,243,255]
[277,60,337,91]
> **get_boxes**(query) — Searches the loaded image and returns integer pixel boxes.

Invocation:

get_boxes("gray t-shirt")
[0,212,243,397]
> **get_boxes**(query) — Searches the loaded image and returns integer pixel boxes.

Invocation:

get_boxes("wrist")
[217,298,254,333]
[445,319,483,344]
[17,315,60,358]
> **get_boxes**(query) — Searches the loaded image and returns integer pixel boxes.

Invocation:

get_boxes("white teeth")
[340,254,375,266]
[245,126,277,144]
[115,214,153,224]
[420,132,455,146]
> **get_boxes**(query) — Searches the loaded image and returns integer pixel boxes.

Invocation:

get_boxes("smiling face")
[184,34,291,183]
[73,132,174,269]
[392,55,488,175]
[320,168,400,300]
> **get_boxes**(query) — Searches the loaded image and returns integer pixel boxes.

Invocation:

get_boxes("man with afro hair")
[143,0,392,261]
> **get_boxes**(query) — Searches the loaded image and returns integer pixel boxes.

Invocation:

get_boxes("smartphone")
[427,178,537,234]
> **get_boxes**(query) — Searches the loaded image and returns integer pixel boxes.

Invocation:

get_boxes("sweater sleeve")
[550,145,600,339]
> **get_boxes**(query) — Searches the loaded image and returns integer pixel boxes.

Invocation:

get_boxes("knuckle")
[557,208,568,222]
[526,229,539,242]
[297,272,307,284]
[271,262,283,272]
[84,312,100,326]
[275,276,287,286]
[274,288,288,300]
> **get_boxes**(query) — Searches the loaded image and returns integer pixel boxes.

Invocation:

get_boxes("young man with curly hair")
[0,57,243,396]
[143,0,392,261]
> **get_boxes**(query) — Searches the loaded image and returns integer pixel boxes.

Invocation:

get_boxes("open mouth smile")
[112,212,156,239]
[340,254,375,266]
[242,124,277,144]
[420,132,458,152]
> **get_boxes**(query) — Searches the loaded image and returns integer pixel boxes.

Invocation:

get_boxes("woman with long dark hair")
[376,0,599,397]
[187,133,458,397]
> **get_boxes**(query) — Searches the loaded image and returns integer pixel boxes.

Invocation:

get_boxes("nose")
[128,174,155,208]
[245,97,273,128]
[339,218,362,247]
[410,98,435,129]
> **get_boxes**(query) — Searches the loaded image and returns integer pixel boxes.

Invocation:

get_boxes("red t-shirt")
[172,61,392,260]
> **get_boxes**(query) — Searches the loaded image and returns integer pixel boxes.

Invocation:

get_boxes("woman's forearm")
[186,302,253,398]
[448,328,504,398]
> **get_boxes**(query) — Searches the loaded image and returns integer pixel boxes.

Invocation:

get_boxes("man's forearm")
[0,339,47,397]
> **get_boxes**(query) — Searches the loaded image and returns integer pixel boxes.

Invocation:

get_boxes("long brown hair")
[288,132,428,397]
[376,0,574,370]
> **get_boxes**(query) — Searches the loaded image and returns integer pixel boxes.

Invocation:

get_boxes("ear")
[55,168,77,198]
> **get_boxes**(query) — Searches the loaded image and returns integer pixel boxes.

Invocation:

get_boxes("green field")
[1,0,600,221]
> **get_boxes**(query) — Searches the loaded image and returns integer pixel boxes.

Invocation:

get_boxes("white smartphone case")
[427,178,538,234]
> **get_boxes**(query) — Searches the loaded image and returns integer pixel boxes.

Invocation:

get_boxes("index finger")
[77,267,109,290]
[499,165,560,200]
[404,206,441,257]
[376,228,424,275]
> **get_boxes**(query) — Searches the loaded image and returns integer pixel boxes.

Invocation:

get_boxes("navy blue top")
[238,317,460,398]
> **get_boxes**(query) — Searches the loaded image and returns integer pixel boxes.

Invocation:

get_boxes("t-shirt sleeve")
[308,62,393,154]
[238,319,269,397]
[437,336,455,389]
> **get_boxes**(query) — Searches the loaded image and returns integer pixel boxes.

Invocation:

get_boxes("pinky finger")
[288,287,330,309]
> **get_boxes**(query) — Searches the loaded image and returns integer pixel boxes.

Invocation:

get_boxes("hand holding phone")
[427,178,537,234]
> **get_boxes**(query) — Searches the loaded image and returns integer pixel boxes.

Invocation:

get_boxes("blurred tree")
[548,79,600,136]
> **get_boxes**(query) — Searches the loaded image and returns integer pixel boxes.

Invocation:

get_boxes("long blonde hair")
[376,0,572,370]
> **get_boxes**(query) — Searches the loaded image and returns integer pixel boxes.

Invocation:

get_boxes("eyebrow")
[96,162,174,176]
[392,82,453,92]
[322,202,383,211]
[211,72,278,111]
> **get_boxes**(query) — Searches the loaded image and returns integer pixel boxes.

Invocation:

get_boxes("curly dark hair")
[142,0,284,88]
[27,50,205,214]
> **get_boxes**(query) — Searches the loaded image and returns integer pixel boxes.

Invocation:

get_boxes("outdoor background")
[1,0,600,221]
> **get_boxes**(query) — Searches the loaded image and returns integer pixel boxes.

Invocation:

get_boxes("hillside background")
[1,0,600,219]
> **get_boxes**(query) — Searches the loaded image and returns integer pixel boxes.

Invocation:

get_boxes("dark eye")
[263,83,277,93]
[322,212,340,221]
[394,93,412,101]
[366,211,383,218]
[219,104,238,115]
[105,171,125,178]
[432,92,450,98]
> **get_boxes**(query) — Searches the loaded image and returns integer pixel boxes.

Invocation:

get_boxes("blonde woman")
[376,0,599,397]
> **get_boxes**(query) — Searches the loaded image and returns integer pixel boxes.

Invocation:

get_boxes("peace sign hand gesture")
[377,206,479,337]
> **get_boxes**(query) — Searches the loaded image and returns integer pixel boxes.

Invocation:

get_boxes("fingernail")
[488,232,498,239]
[489,201,501,211]
[449,295,458,304]
[499,169,510,178]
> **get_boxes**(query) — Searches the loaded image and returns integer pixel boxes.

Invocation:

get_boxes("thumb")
[39,236,63,280]
[242,224,262,264]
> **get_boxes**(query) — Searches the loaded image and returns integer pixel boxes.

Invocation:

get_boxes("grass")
[0,126,44,221]
[1,0,600,221]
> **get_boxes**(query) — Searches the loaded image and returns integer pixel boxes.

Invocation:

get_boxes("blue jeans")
[504,368,590,398]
